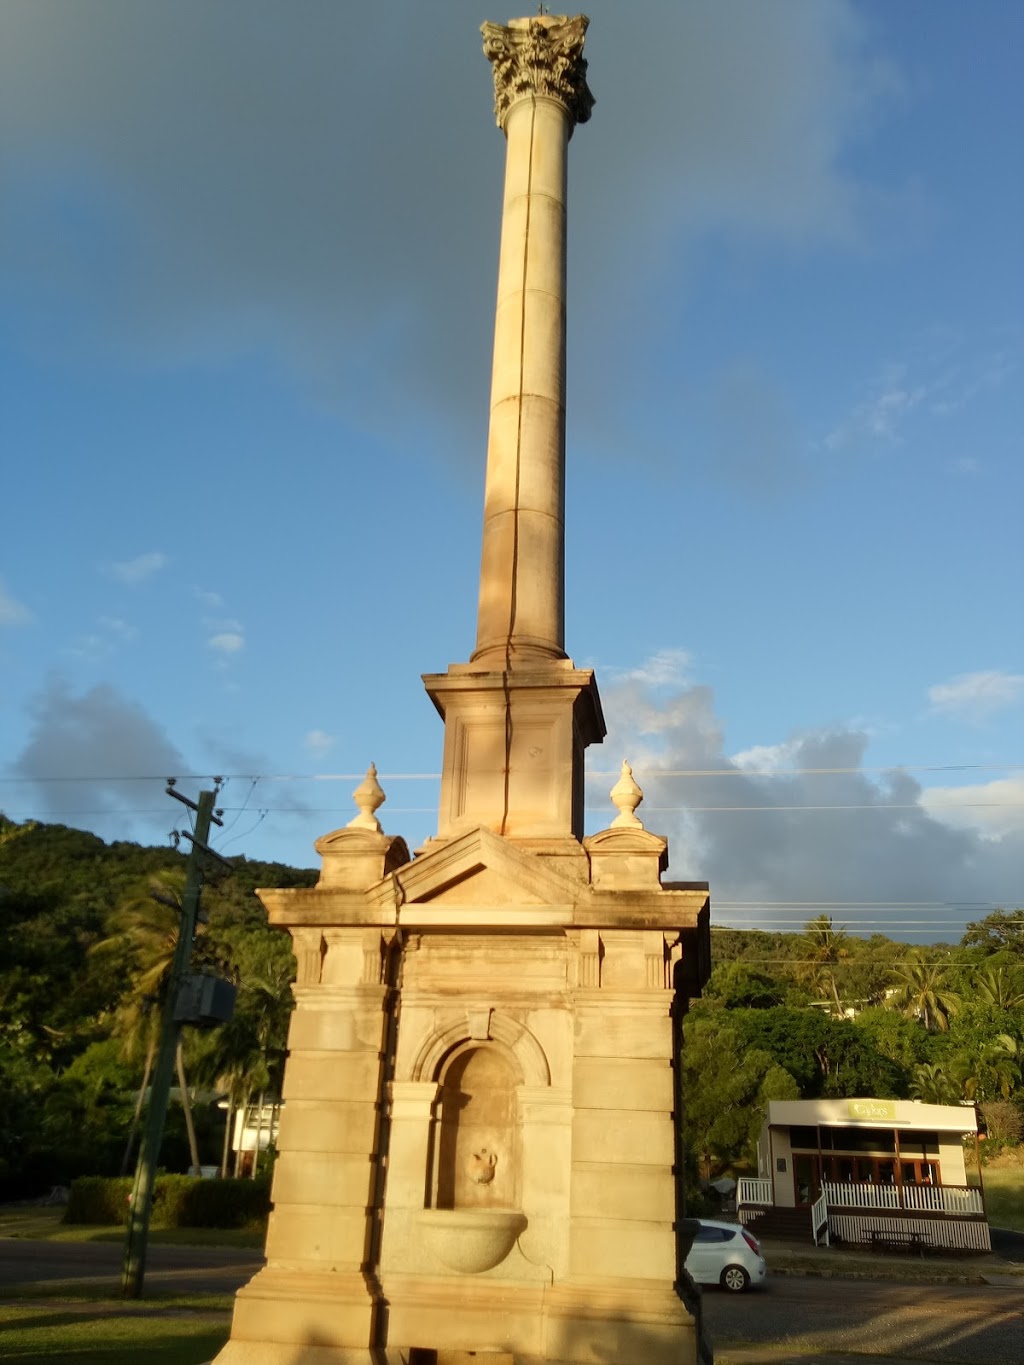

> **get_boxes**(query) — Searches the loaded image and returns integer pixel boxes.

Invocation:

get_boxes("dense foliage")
[686,913,1024,1177]
[0,814,315,1198]
[1,814,1021,1202]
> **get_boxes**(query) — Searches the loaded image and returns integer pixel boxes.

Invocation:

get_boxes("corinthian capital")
[481,14,594,130]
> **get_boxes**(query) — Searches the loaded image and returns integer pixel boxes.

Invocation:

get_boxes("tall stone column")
[473,15,594,667]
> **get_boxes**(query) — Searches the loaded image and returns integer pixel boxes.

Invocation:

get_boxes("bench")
[869,1228,929,1256]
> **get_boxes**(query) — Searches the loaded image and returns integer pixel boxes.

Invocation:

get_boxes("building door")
[793,1154,820,1207]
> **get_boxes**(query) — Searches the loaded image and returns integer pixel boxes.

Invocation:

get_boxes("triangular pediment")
[371,825,584,910]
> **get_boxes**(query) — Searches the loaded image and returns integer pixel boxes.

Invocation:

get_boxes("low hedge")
[65,1175,133,1225]
[65,1174,270,1228]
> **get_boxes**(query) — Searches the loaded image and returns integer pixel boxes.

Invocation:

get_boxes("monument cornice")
[482,14,594,130]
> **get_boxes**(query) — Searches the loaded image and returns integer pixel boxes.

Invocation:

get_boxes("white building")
[739,1098,990,1253]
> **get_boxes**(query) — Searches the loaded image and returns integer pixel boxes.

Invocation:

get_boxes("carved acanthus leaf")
[481,15,594,129]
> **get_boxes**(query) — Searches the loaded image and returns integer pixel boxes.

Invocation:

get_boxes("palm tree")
[886,951,961,1032]
[909,1061,958,1105]
[974,965,1024,1011]
[952,1035,1021,1104]
[796,915,851,1017]
[92,869,212,1175]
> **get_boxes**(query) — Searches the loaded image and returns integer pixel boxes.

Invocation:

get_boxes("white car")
[684,1219,767,1292]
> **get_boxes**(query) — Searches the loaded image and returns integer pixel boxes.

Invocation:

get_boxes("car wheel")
[720,1264,750,1293]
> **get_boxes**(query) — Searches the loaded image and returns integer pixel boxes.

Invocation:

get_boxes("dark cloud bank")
[0,0,894,461]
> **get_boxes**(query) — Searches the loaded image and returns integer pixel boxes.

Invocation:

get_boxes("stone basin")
[417,1207,528,1273]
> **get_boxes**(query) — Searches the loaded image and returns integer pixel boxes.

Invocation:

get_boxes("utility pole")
[122,781,223,1298]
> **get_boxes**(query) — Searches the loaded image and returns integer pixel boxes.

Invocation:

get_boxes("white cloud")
[927,670,1024,722]
[98,615,136,640]
[823,339,1019,454]
[730,742,796,774]
[608,649,693,689]
[69,615,138,660]
[0,578,32,625]
[208,630,244,654]
[824,363,926,450]
[108,551,167,584]
[921,777,1024,842]
[947,456,980,476]
[194,588,224,609]
[204,615,245,655]
[304,729,336,757]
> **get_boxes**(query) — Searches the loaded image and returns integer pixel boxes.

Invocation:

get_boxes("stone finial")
[610,759,644,829]
[481,14,594,130]
[347,763,386,832]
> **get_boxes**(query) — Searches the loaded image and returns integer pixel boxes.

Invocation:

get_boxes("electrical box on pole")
[174,973,236,1027]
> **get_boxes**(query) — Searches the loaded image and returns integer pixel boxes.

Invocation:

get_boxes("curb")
[767,1264,987,1285]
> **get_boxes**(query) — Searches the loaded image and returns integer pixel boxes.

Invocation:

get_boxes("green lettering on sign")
[848,1099,896,1122]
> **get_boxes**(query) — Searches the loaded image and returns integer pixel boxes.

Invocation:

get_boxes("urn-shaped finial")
[610,759,644,828]
[347,763,386,832]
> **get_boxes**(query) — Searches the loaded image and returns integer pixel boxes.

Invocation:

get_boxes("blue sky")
[1,1,1020,942]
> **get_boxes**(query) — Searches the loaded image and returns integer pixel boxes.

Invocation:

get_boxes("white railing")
[737,1177,773,1207]
[823,1180,899,1210]
[823,1181,983,1216]
[811,1191,829,1247]
[902,1185,984,1215]
[830,1214,991,1252]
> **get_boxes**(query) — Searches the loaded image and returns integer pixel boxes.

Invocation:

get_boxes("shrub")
[65,1174,270,1228]
[176,1176,271,1228]
[65,1175,133,1225]
[980,1101,1024,1144]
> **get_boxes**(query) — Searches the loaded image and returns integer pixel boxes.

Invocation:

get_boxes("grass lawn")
[0,1208,264,1249]
[980,1162,1024,1234]
[0,1304,229,1364]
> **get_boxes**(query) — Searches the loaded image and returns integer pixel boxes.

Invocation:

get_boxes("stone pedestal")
[215,822,710,1365]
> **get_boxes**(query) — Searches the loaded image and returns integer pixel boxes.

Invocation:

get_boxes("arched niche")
[432,1041,521,1211]
[410,1011,551,1089]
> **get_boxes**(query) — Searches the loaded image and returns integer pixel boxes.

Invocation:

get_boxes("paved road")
[0,1238,263,1296]
[701,1273,1024,1365]
[3,1240,1022,1363]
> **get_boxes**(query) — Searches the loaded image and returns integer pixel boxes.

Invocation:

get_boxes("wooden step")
[741,1206,814,1240]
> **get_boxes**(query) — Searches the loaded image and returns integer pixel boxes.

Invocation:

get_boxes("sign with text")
[847,1099,896,1122]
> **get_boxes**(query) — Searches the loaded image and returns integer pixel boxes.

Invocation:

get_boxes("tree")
[979,1101,1024,1143]
[702,962,789,1010]
[886,951,961,1033]
[909,1062,958,1105]
[852,1006,933,1073]
[92,870,217,1176]
[681,1015,798,1177]
[795,915,851,1017]
[949,1035,1020,1104]
[962,909,1024,957]
[194,926,295,1178]
[974,964,1024,1011]
[725,1005,909,1099]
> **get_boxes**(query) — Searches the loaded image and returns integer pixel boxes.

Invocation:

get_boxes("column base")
[211,1268,383,1365]
[540,1278,710,1365]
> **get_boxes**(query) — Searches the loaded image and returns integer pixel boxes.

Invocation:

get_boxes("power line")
[1,761,1020,784]
[4,801,1020,816]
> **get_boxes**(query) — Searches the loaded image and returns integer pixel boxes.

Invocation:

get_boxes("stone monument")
[213,14,712,1364]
